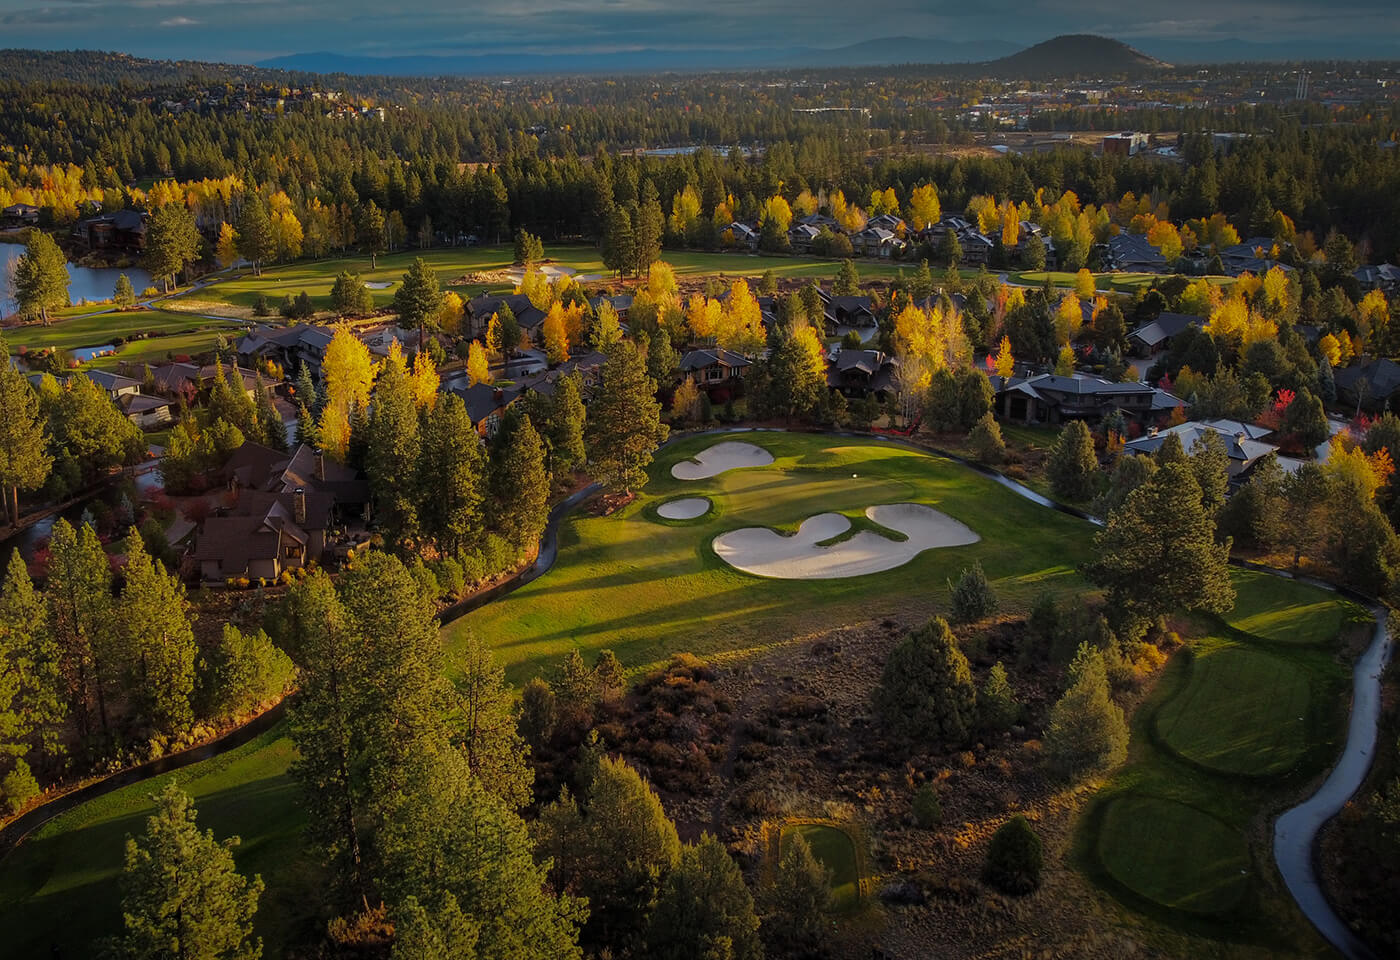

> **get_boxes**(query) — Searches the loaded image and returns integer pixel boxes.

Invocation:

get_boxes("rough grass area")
[782,823,862,911]
[166,244,915,318]
[1076,568,1361,955]
[1154,644,1312,777]
[1095,795,1251,915]
[1224,569,1367,645]
[0,729,312,959]
[448,433,1096,686]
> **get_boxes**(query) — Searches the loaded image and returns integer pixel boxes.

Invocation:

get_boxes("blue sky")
[0,0,1394,64]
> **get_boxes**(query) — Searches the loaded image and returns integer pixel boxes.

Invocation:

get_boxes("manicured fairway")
[1224,568,1364,645]
[1095,795,1251,915]
[1010,270,1238,293]
[1153,644,1311,776]
[446,433,1096,684]
[4,308,238,355]
[782,823,862,911]
[165,244,917,318]
[0,729,310,958]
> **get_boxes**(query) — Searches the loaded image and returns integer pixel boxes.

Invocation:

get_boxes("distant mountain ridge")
[255,38,1023,77]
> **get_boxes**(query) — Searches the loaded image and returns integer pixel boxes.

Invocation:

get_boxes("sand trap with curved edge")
[672,441,775,480]
[713,503,979,579]
[657,497,711,520]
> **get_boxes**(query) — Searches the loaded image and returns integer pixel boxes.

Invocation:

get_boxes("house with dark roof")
[193,487,335,582]
[818,292,879,341]
[85,369,142,401]
[1102,233,1168,273]
[721,221,759,251]
[1334,357,1400,412]
[1354,264,1400,294]
[787,222,822,253]
[679,348,751,393]
[828,349,899,402]
[444,382,523,436]
[119,393,175,429]
[236,324,335,378]
[990,372,1177,424]
[852,226,905,259]
[219,441,369,517]
[1125,420,1277,478]
[1127,312,1204,357]
[71,209,148,251]
[1,203,39,226]
[587,294,633,320]
[464,293,546,339]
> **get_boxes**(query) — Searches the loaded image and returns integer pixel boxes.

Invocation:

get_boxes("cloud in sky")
[0,0,1393,62]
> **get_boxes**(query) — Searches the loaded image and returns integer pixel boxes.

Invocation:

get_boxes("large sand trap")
[672,441,774,480]
[713,503,979,580]
[657,497,711,520]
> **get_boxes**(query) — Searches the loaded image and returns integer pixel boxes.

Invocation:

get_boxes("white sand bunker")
[672,441,774,480]
[713,503,979,580]
[657,497,711,520]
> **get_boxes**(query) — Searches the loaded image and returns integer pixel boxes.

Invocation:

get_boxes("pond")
[0,242,154,314]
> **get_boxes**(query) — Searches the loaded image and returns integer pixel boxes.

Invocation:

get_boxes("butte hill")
[975,34,1172,79]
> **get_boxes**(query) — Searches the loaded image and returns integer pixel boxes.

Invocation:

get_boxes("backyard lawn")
[1079,567,1359,954]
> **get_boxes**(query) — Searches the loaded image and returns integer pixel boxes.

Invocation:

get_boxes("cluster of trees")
[161,364,284,492]
[0,522,293,813]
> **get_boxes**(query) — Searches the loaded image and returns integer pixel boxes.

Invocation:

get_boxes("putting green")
[1226,569,1363,645]
[1096,795,1251,916]
[782,823,862,910]
[1153,644,1311,777]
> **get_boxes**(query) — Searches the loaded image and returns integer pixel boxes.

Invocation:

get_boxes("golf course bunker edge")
[657,497,712,520]
[672,441,775,480]
[713,503,979,579]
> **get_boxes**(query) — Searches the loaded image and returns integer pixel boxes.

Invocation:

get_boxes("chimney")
[294,487,307,526]
[315,448,326,482]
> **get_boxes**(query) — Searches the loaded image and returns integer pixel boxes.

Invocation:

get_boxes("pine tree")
[365,345,421,543]
[393,258,442,351]
[200,624,294,722]
[1189,429,1230,516]
[13,231,68,324]
[0,549,65,784]
[489,411,550,553]
[969,412,1005,464]
[601,204,635,278]
[1047,420,1099,502]
[113,273,136,308]
[418,394,486,556]
[452,630,532,811]
[978,661,1018,734]
[119,531,197,735]
[252,375,285,452]
[760,831,831,956]
[46,519,115,741]
[143,203,202,293]
[949,561,997,623]
[117,782,264,960]
[1044,643,1129,779]
[548,373,588,478]
[0,356,51,525]
[633,181,664,275]
[293,363,320,417]
[1083,460,1235,621]
[585,339,668,495]
[874,617,977,746]
[358,200,386,268]
[645,834,762,960]
[982,815,1042,895]
[234,194,273,276]
[833,259,861,295]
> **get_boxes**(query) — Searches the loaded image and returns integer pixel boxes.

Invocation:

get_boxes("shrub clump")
[1044,643,1129,779]
[874,617,977,746]
[982,815,1043,894]
[912,784,942,828]
[949,561,997,624]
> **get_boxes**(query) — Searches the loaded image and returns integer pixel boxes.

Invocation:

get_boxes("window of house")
[285,546,300,559]
[707,367,724,381]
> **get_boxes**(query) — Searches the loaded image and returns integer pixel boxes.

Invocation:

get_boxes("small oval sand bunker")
[672,441,774,480]
[657,497,711,520]
[714,503,979,580]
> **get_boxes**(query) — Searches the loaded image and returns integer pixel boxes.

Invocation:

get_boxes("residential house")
[1127,312,1204,358]
[828,349,899,402]
[679,348,751,394]
[990,372,1178,424]
[587,294,633,321]
[193,487,335,582]
[220,440,370,518]
[1354,264,1400,294]
[721,221,760,251]
[0,203,39,226]
[1334,357,1400,412]
[957,231,994,266]
[464,292,546,339]
[818,291,879,342]
[852,226,905,259]
[236,324,334,379]
[446,382,523,436]
[788,222,822,253]
[1102,233,1168,273]
[118,393,175,428]
[71,209,148,251]
[1124,420,1277,478]
[85,370,142,401]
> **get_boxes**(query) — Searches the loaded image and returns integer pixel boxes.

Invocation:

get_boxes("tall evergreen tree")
[633,181,664,275]
[1044,643,1129,779]
[0,549,64,785]
[1047,420,1099,502]
[143,203,202,293]
[392,258,442,350]
[873,617,977,746]
[489,411,550,552]
[1083,461,1235,622]
[365,346,421,543]
[119,531,197,735]
[358,200,386,268]
[452,630,532,811]
[760,831,831,956]
[234,194,273,276]
[116,782,263,960]
[251,375,285,452]
[585,339,668,495]
[46,519,114,741]
[12,231,68,323]
[417,393,486,556]
[601,204,635,278]
[645,834,763,960]
[548,372,588,479]
[0,354,51,525]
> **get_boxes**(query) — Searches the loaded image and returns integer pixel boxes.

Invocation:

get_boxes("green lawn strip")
[781,823,864,911]
[0,727,313,958]
[1076,575,1355,955]
[6,309,237,355]
[167,244,915,315]
[1009,270,1238,293]
[1225,568,1367,645]
[448,434,1096,687]
[84,327,236,369]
